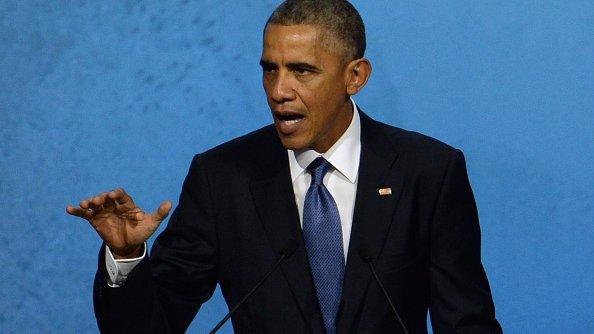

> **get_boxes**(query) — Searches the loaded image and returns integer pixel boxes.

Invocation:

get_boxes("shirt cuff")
[104,243,146,288]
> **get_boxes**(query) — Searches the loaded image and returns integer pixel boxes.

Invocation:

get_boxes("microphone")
[359,247,409,334]
[209,239,299,334]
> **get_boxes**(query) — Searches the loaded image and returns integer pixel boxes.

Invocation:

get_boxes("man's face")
[260,24,353,152]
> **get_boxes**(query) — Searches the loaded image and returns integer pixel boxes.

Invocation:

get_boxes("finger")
[136,211,146,221]
[107,188,130,204]
[66,205,93,220]
[151,200,172,222]
[88,202,105,213]
[108,188,137,210]
[90,192,110,206]
[80,192,106,209]
[79,198,91,209]
[91,193,118,213]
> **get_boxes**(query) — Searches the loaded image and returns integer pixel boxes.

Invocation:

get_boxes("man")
[67,1,502,333]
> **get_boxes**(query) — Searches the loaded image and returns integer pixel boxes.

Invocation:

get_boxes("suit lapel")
[249,130,325,333]
[337,112,404,333]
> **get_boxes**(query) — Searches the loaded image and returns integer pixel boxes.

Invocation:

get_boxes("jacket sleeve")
[93,154,219,333]
[428,149,503,333]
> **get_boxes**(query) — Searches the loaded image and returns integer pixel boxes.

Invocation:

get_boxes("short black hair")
[266,0,366,61]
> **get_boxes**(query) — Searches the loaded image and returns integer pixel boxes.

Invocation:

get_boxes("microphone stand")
[360,250,409,334]
[209,240,298,334]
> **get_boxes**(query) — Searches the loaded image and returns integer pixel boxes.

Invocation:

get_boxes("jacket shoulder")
[187,124,280,176]
[368,117,459,162]
[361,114,467,186]
[202,124,277,158]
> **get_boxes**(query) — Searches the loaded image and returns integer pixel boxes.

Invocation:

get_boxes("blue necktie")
[302,157,345,334]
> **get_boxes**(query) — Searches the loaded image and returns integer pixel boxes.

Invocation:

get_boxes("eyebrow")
[259,59,321,73]
[287,62,320,72]
[259,59,277,69]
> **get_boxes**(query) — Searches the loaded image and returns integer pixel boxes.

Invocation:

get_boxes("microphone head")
[358,246,374,263]
[280,239,299,258]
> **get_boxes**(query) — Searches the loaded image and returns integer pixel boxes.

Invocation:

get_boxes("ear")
[345,58,372,96]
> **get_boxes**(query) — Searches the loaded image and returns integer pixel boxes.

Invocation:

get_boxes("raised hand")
[66,188,172,259]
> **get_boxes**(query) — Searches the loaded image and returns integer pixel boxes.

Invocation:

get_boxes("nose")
[269,71,295,103]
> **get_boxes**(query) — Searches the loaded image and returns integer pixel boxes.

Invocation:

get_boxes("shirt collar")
[288,99,361,184]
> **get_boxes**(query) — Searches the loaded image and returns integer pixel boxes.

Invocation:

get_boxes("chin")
[279,140,305,151]
[277,135,309,151]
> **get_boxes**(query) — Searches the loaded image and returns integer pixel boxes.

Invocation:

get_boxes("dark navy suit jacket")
[94,112,502,333]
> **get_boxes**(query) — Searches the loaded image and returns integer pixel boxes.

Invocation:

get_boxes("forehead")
[262,24,327,62]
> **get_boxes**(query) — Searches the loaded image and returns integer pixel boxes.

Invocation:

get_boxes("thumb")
[152,200,172,222]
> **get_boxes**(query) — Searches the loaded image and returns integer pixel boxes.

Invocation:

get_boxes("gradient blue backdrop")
[1,1,592,333]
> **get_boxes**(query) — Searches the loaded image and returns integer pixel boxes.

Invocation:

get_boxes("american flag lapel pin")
[378,187,392,196]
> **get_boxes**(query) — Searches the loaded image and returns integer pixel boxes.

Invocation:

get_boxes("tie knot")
[307,157,332,185]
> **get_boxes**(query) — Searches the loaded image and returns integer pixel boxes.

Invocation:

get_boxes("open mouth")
[274,113,304,121]
[274,112,306,134]
[276,113,304,123]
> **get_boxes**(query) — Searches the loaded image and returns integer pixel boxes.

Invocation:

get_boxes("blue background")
[1,1,592,333]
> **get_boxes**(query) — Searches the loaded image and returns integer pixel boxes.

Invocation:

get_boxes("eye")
[262,66,276,73]
[293,68,310,75]
[260,62,277,74]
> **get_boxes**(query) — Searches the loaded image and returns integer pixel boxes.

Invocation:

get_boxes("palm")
[67,188,171,257]
[92,205,156,250]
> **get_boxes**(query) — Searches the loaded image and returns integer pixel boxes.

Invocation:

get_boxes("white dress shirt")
[106,100,362,287]
[288,103,361,260]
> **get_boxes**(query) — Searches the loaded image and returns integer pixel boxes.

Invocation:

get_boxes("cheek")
[308,86,339,120]
[262,81,272,99]
[300,90,322,127]
[262,76,277,99]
